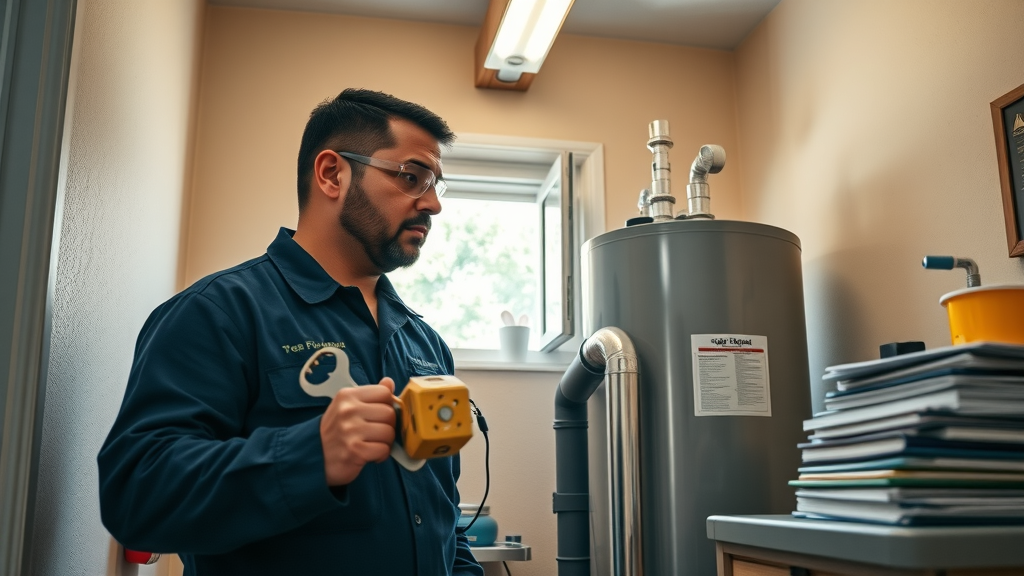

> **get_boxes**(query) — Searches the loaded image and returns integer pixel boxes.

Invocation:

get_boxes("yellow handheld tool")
[299,347,473,471]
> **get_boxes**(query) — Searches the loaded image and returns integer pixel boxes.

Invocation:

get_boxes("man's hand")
[320,377,397,486]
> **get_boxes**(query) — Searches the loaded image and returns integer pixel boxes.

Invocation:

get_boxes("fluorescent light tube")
[484,0,574,78]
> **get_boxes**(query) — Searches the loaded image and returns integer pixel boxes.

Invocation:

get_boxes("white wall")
[735,0,1024,411]
[30,1,204,574]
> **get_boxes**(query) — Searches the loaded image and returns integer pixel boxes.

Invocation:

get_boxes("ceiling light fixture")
[475,0,575,91]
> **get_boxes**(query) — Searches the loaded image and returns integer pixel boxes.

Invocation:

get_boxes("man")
[98,89,483,576]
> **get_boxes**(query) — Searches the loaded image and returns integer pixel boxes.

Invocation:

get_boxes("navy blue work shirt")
[98,228,483,576]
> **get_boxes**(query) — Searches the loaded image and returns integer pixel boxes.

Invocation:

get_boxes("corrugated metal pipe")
[553,327,642,576]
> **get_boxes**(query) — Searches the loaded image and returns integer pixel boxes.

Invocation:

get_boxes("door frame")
[0,1,77,574]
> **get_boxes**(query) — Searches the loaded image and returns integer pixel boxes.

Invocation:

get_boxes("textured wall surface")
[30,1,203,574]
[734,0,1024,412]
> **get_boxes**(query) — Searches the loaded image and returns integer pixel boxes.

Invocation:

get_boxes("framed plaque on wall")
[992,83,1024,257]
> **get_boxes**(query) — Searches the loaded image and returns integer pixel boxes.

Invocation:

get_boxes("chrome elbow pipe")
[686,144,726,219]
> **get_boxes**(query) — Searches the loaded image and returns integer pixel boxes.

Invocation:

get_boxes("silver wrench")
[300,347,425,472]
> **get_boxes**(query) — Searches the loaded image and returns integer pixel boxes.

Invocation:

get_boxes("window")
[388,135,604,369]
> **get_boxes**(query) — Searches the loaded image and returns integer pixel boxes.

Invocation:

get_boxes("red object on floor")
[123,548,159,565]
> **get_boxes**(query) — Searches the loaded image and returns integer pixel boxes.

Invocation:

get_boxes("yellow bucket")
[939,285,1024,345]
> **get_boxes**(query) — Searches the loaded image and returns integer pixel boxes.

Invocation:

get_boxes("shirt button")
[414,514,422,525]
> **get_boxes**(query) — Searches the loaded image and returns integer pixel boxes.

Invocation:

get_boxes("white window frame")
[438,134,605,372]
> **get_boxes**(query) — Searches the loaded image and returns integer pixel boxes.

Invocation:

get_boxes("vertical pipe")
[646,120,675,221]
[555,327,641,576]
[607,368,641,576]
[554,358,602,576]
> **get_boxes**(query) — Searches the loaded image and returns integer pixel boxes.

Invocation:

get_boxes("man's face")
[339,119,443,273]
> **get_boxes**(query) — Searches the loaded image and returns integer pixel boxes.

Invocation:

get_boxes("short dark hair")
[296,89,455,210]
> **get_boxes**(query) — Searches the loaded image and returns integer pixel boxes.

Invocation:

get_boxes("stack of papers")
[791,342,1024,526]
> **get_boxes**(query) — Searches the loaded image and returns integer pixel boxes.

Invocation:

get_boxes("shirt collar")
[267,228,340,304]
[267,227,423,319]
[376,274,423,319]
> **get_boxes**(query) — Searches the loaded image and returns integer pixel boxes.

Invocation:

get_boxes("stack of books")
[791,342,1024,526]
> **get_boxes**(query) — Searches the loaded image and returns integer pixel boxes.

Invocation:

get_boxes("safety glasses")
[337,151,447,199]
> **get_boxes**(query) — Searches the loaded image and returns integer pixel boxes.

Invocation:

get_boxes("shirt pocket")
[267,356,371,410]
[265,360,382,531]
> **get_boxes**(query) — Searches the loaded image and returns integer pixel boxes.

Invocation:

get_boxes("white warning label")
[691,334,771,417]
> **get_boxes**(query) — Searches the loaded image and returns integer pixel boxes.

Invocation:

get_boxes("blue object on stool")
[458,504,498,547]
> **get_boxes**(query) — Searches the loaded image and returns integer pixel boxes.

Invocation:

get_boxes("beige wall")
[36,1,205,575]
[184,6,742,284]
[735,0,1024,410]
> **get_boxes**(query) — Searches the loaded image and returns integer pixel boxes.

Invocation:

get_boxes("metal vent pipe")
[685,144,726,219]
[553,327,641,576]
[646,120,675,221]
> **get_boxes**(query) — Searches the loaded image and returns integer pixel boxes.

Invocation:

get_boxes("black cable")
[502,560,512,575]
[458,398,490,535]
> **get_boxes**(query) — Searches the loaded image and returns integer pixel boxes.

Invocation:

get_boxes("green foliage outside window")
[388,198,539,350]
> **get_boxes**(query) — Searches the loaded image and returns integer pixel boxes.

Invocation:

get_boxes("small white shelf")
[470,541,532,563]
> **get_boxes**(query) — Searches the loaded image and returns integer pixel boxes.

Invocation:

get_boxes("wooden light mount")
[474,0,536,91]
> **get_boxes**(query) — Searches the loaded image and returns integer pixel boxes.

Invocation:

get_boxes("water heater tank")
[582,219,811,575]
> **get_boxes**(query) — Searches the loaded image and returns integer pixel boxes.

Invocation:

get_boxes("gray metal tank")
[581,218,811,576]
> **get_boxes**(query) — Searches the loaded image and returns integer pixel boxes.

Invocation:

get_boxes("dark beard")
[340,179,431,273]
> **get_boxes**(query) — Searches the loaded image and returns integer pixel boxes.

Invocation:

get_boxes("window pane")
[543,184,561,339]
[388,197,539,350]
[536,150,573,352]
